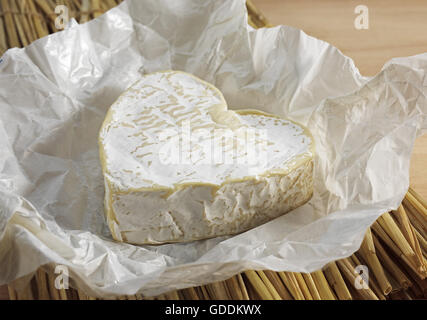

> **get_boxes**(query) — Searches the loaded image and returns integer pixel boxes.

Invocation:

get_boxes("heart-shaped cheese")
[99,71,314,244]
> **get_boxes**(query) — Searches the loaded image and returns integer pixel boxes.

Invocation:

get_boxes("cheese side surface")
[99,71,314,244]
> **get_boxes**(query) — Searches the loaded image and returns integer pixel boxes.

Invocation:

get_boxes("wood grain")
[0,286,8,300]
[253,0,427,199]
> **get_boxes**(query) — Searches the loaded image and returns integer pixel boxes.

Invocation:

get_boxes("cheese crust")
[99,71,314,244]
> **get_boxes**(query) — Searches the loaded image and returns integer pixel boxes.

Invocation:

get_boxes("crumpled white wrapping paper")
[0,0,426,297]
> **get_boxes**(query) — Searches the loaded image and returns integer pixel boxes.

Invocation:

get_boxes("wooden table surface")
[253,0,427,199]
[1,0,426,300]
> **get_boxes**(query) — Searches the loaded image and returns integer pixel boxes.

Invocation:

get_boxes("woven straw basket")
[0,0,426,300]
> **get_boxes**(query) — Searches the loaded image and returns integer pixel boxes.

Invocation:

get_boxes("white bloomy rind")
[99,71,314,244]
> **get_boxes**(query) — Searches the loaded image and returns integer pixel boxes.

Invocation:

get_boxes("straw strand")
[311,271,336,300]
[256,271,282,300]
[1,0,20,48]
[358,229,392,295]
[324,262,352,300]
[372,233,412,289]
[79,0,90,23]
[278,272,304,300]
[0,5,8,54]
[11,0,30,46]
[26,0,49,38]
[236,274,250,300]
[262,270,293,300]
[337,258,379,300]
[244,270,274,300]
[293,273,313,300]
